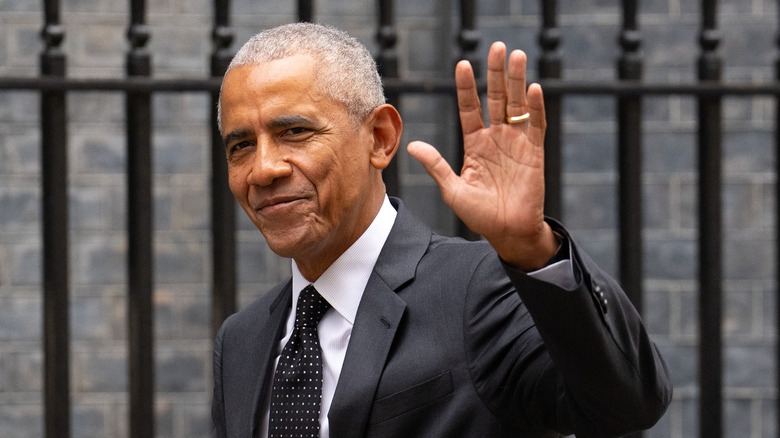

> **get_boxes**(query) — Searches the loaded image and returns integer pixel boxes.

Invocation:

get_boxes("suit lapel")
[249,281,292,437]
[328,198,432,438]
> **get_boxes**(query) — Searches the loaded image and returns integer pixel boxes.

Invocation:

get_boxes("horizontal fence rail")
[0,0,777,437]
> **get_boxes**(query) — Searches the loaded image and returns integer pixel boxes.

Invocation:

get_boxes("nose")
[246,141,292,187]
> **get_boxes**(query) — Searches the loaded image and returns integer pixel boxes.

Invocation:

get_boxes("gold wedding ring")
[506,113,530,124]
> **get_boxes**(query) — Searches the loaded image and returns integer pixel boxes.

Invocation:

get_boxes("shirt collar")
[291,195,397,325]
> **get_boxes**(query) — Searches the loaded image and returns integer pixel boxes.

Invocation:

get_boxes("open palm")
[407,42,558,271]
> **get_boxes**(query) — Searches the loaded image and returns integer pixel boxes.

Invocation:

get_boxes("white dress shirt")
[260,195,575,438]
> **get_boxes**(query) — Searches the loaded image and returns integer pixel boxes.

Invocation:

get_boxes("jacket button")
[594,283,608,313]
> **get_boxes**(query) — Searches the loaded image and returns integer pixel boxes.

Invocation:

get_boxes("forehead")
[220,55,344,124]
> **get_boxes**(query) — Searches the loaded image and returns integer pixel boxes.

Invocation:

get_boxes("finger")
[506,49,528,124]
[486,41,508,128]
[526,83,547,147]
[407,141,459,204]
[455,60,484,135]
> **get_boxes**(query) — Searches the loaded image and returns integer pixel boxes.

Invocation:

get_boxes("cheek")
[227,171,248,200]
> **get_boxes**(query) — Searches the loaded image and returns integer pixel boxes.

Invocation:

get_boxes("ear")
[367,104,403,170]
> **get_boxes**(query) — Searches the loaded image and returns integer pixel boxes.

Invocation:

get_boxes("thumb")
[407,141,459,202]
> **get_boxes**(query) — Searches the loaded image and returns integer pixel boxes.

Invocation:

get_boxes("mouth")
[255,195,305,214]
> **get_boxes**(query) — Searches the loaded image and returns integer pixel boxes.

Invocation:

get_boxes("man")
[212,22,671,438]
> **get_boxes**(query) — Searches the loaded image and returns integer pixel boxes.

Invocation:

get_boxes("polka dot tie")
[269,285,331,438]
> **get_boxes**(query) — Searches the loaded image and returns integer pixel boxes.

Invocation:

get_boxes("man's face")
[219,55,383,278]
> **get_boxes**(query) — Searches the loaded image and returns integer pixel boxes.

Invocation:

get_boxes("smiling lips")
[255,195,307,214]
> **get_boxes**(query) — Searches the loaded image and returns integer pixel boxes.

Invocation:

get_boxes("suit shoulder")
[219,279,291,332]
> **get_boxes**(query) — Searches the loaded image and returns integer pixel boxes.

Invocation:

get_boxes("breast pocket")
[369,371,454,425]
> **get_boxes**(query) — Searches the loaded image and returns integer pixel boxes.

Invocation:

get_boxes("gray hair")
[218,23,386,132]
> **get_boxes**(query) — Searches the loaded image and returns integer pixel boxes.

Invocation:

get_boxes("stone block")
[0,185,40,233]
[71,294,114,341]
[154,288,209,340]
[643,237,696,280]
[148,25,209,77]
[723,398,756,438]
[153,132,207,175]
[643,288,671,337]
[236,239,267,285]
[562,182,617,230]
[723,179,771,231]
[154,239,207,284]
[72,238,127,285]
[62,0,124,14]
[724,344,775,388]
[724,236,773,281]
[155,346,208,392]
[0,92,38,124]
[723,129,775,174]
[231,0,295,18]
[73,404,109,438]
[153,94,210,124]
[407,27,447,76]
[643,130,697,174]
[562,131,616,174]
[559,25,618,80]
[0,131,41,176]
[643,181,673,230]
[72,348,127,392]
[8,240,41,286]
[643,20,700,69]
[68,93,125,125]
[0,295,43,342]
[70,131,127,175]
[15,350,42,393]
[657,344,697,389]
[72,23,125,73]
[559,0,620,16]
[0,0,40,12]
[176,401,211,438]
[721,20,774,68]
[674,287,698,340]
[763,398,777,437]
[5,23,39,71]
[170,181,209,231]
[0,404,42,438]
[69,185,111,231]
[723,285,760,338]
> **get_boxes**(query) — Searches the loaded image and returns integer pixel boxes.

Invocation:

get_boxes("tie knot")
[295,285,330,328]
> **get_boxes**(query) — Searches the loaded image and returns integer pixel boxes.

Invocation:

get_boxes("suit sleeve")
[465,221,672,437]
[211,320,228,438]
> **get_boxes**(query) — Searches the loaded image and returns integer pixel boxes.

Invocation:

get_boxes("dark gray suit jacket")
[211,198,671,437]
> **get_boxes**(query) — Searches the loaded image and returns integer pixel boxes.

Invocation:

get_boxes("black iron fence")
[0,0,778,437]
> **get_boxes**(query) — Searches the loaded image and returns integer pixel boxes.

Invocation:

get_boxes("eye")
[227,140,252,156]
[289,127,308,135]
[282,126,314,140]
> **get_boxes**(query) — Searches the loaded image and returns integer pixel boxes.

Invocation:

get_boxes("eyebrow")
[222,129,250,148]
[269,114,314,128]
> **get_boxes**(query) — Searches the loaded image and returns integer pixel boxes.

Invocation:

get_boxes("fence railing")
[0,0,778,437]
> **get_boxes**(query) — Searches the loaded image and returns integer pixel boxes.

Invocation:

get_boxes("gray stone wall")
[0,0,776,436]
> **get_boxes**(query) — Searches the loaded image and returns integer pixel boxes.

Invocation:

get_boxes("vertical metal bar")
[40,1,70,437]
[697,1,723,437]
[211,0,237,337]
[618,0,645,432]
[377,0,400,197]
[455,0,481,239]
[538,0,562,220]
[126,0,154,436]
[618,0,644,318]
[298,0,314,22]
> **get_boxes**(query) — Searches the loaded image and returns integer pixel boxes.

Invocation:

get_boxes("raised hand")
[407,41,559,271]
